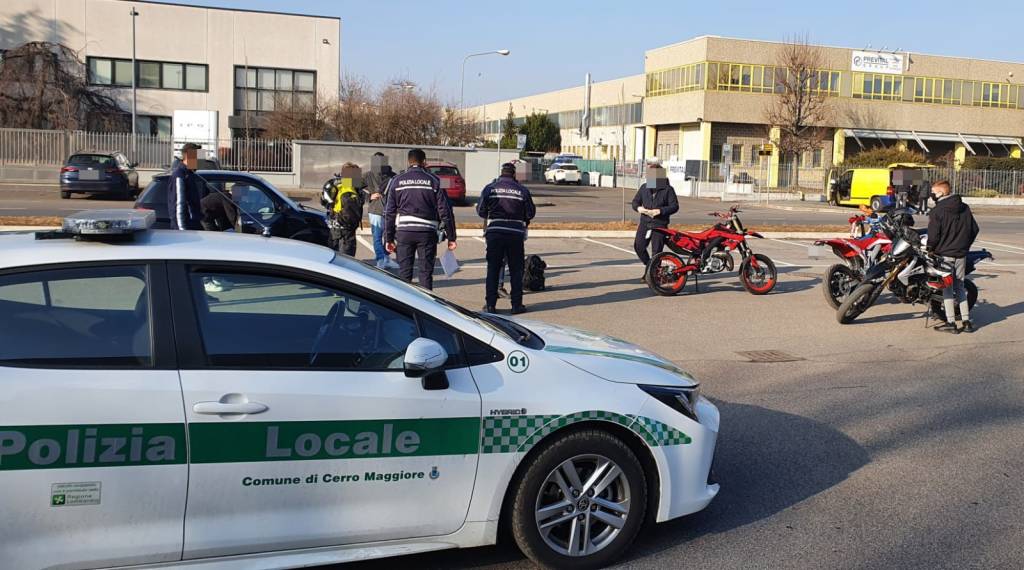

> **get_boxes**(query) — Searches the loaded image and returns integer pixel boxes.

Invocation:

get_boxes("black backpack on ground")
[523,254,547,291]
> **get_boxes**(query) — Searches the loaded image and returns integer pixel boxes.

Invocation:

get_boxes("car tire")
[510,429,647,570]
[60,191,71,199]
[870,195,884,212]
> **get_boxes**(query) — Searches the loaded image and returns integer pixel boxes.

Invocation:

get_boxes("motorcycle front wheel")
[929,279,978,322]
[646,252,688,296]
[823,263,861,309]
[739,253,777,295]
[836,282,877,324]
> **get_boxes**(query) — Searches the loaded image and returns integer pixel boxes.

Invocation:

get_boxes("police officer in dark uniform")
[477,162,536,314]
[631,158,679,280]
[383,149,457,290]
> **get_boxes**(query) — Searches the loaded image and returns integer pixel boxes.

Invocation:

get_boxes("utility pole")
[130,6,139,160]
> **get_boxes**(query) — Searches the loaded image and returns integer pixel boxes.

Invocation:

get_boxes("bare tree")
[0,42,124,130]
[764,36,833,159]
[262,91,332,140]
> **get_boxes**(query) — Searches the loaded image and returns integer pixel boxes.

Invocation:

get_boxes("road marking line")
[473,236,486,243]
[583,238,634,255]
[773,259,797,267]
[977,239,1024,253]
[767,238,813,249]
[356,235,374,253]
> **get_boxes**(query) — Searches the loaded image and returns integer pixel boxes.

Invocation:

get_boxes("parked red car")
[425,160,467,205]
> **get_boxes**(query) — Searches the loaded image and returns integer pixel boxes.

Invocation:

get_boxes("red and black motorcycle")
[814,214,893,309]
[645,206,778,296]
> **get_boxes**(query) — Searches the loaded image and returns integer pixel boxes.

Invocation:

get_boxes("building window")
[711,144,723,163]
[812,149,822,168]
[732,144,743,164]
[646,62,705,97]
[973,81,1018,108]
[852,72,903,101]
[135,115,172,138]
[234,66,317,113]
[87,57,207,91]
[914,77,961,105]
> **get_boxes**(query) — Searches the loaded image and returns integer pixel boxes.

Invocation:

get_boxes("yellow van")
[826,163,933,210]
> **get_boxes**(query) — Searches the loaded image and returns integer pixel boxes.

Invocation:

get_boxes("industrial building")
[471,36,1024,187]
[0,0,340,143]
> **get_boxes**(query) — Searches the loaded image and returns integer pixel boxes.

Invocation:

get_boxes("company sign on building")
[851,50,905,75]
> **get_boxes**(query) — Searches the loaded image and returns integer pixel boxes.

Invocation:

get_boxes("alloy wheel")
[534,454,631,557]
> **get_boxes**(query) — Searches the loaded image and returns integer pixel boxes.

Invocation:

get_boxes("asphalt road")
[329,232,1024,570]
[3,183,1024,241]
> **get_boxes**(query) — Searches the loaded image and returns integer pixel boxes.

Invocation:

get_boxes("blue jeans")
[369,214,387,264]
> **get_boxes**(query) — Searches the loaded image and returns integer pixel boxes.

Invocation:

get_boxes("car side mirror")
[403,338,449,390]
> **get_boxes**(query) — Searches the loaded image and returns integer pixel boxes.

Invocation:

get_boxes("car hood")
[514,318,697,387]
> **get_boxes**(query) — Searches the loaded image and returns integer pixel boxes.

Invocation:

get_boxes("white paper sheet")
[440,249,460,278]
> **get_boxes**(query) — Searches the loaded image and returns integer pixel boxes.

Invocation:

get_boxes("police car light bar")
[63,209,155,235]
[35,209,157,242]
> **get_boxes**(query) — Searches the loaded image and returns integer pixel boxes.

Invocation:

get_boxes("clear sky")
[174,0,1024,106]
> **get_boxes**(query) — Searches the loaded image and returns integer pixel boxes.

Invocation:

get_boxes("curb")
[0,226,839,240]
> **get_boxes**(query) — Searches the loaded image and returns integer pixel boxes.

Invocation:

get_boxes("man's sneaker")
[482,305,497,313]
[962,320,975,333]
[511,305,527,315]
[385,258,400,269]
[498,286,510,298]
[934,322,960,335]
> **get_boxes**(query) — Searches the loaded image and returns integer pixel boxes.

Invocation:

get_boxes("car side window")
[228,183,277,220]
[0,266,152,367]
[189,270,418,370]
[418,316,464,368]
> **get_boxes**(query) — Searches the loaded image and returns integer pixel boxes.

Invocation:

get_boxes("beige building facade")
[474,35,1024,187]
[0,0,340,142]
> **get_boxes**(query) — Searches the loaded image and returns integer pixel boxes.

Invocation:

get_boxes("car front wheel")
[510,429,647,569]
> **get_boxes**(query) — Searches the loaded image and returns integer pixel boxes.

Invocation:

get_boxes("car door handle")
[193,401,268,415]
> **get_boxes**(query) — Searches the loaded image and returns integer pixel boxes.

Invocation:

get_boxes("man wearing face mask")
[631,158,679,280]
[363,153,399,269]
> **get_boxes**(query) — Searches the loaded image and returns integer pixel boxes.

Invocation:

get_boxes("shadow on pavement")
[335,400,868,570]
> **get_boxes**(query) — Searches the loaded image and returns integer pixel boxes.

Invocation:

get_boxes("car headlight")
[638,384,701,422]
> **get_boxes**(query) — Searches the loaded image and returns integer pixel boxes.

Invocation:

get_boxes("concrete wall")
[0,0,341,141]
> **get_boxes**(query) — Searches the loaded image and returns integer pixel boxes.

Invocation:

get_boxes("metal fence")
[923,167,1023,197]
[0,127,293,172]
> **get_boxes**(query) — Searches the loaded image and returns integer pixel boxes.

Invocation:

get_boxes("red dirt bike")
[645,206,778,296]
[814,214,893,309]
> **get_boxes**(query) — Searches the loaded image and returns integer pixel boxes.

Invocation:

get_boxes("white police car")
[0,211,719,569]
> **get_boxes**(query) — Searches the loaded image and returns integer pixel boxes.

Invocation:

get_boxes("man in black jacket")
[631,159,679,279]
[384,149,457,290]
[167,142,203,230]
[927,180,980,333]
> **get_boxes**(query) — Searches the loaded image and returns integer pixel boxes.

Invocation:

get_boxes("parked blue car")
[59,151,140,200]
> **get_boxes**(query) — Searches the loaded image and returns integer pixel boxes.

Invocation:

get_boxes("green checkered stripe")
[480,411,690,454]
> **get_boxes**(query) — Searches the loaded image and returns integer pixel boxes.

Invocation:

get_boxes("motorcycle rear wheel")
[929,279,978,322]
[823,263,861,309]
[646,252,688,296]
[837,282,876,324]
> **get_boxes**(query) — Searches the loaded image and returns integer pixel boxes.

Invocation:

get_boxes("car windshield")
[428,165,460,177]
[68,154,114,167]
[329,255,541,348]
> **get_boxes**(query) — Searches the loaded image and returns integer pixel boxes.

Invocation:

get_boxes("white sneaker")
[203,277,226,293]
[385,258,400,269]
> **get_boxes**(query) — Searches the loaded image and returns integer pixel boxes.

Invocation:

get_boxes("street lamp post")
[130,7,139,160]
[460,49,510,111]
